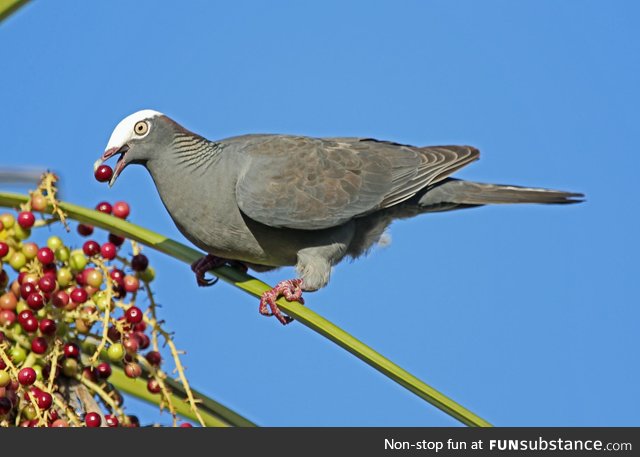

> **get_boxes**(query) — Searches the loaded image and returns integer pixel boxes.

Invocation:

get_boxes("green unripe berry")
[85,269,103,288]
[93,291,113,312]
[62,358,78,377]
[9,252,26,270]
[13,224,31,240]
[47,235,64,251]
[11,323,23,336]
[57,267,73,287]
[139,266,156,283]
[69,250,87,271]
[32,364,43,381]
[0,370,10,387]
[10,345,27,364]
[23,404,38,420]
[16,301,29,314]
[21,242,38,260]
[0,214,15,229]
[55,246,70,262]
[80,341,97,355]
[107,343,125,362]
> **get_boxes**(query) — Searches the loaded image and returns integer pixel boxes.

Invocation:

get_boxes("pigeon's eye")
[134,121,149,136]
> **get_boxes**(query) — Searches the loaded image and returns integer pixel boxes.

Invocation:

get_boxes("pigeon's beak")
[94,144,130,187]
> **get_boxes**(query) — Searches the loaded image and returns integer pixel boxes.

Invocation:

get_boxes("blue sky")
[1,1,638,426]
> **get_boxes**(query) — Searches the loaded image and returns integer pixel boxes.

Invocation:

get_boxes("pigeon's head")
[95,109,170,186]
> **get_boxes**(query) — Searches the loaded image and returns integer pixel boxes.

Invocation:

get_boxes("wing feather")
[234,135,479,230]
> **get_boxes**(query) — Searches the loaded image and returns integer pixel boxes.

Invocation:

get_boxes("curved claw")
[197,275,219,287]
[190,254,227,288]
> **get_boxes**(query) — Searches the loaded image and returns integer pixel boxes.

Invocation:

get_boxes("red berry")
[107,326,121,342]
[133,320,146,332]
[94,165,113,183]
[125,306,143,324]
[112,201,130,219]
[123,336,139,354]
[21,316,39,333]
[82,240,100,256]
[52,290,70,308]
[0,310,16,326]
[130,254,148,272]
[38,276,56,293]
[17,211,35,229]
[147,378,161,394]
[36,391,52,410]
[134,332,150,350]
[63,342,80,359]
[0,242,8,258]
[31,337,48,354]
[77,224,94,237]
[123,275,139,293]
[109,269,125,286]
[18,368,36,386]
[180,423,193,428]
[85,412,101,427]
[95,201,112,214]
[42,262,57,275]
[108,233,125,246]
[100,242,117,260]
[82,367,98,383]
[37,247,55,264]
[124,363,141,378]
[70,287,88,304]
[0,397,12,415]
[105,414,119,427]
[39,318,57,335]
[17,309,34,325]
[96,362,112,379]
[20,282,37,300]
[26,292,44,310]
[145,351,162,366]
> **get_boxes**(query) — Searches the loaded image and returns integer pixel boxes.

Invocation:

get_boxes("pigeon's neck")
[144,137,225,226]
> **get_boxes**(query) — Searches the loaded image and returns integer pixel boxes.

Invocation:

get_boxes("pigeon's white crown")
[105,109,163,151]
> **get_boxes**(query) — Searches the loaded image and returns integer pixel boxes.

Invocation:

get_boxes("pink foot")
[259,279,305,325]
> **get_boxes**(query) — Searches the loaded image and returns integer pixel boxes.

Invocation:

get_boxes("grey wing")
[234,135,479,230]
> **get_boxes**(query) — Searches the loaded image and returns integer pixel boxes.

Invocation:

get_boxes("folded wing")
[235,135,479,230]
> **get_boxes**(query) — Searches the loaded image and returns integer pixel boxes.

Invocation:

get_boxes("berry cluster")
[0,178,198,427]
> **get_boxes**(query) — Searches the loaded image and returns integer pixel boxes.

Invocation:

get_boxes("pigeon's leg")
[258,243,347,325]
[258,279,305,325]
[190,254,239,287]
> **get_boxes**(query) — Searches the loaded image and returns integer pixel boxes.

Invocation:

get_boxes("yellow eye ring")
[134,121,149,136]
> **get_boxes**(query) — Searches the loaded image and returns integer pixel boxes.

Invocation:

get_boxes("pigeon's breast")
[145,157,301,265]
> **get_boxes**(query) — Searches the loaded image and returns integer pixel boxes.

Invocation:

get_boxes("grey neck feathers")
[169,133,223,175]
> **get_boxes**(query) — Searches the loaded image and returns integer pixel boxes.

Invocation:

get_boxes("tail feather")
[418,178,584,209]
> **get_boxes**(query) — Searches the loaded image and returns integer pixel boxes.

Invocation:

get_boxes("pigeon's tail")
[417,178,584,212]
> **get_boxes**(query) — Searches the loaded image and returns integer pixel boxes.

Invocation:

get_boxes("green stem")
[0,0,29,23]
[108,366,230,427]
[0,192,491,427]
[161,376,257,427]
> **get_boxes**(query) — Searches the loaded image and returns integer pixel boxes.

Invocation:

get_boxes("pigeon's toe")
[258,279,304,325]
[190,254,228,287]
